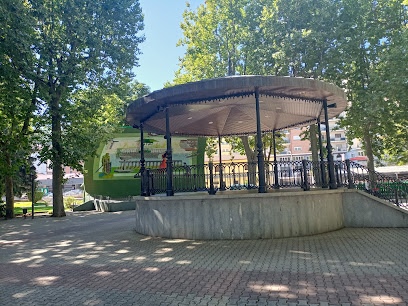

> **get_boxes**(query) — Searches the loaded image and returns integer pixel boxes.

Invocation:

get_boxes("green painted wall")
[83,128,205,198]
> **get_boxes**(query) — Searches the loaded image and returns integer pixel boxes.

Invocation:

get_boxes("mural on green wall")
[95,134,199,180]
[84,128,205,198]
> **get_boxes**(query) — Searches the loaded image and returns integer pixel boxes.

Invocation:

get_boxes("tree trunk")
[264,142,273,185]
[309,124,320,185]
[5,155,14,219]
[240,136,257,186]
[363,129,376,189]
[51,95,66,217]
[247,155,257,186]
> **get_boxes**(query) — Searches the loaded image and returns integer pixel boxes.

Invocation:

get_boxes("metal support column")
[255,88,266,193]
[139,124,147,196]
[345,159,354,189]
[165,107,174,196]
[323,100,337,189]
[218,135,225,191]
[273,130,279,189]
[208,161,216,195]
[335,164,341,187]
[302,159,310,191]
[317,117,327,188]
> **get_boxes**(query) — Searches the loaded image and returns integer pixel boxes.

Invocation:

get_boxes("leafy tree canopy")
[1,0,146,217]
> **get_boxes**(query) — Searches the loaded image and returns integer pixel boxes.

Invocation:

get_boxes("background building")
[204,116,369,165]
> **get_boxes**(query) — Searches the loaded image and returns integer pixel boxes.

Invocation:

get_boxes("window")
[294,147,302,151]
[358,151,365,156]
[335,133,342,138]
[293,135,301,140]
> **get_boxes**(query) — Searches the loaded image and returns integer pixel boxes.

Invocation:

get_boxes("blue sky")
[134,1,204,92]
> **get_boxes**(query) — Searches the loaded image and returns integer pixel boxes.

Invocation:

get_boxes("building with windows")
[204,115,369,165]
[36,163,83,194]
[278,128,312,161]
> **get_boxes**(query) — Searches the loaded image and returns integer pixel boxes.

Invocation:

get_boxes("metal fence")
[139,160,408,209]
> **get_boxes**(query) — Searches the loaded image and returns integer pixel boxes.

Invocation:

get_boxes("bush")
[27,191,44,204]
[64,196,77,209]
[0,203,5,217]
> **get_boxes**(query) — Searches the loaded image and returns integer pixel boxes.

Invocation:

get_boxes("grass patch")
[14,206,53,215]
[10,200,82,215]
[14,202,49,208]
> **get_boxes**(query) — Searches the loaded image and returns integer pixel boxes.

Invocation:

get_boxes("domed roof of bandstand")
[126,75,347,136]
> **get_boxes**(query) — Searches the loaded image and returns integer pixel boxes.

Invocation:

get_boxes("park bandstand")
[125,75,407,239]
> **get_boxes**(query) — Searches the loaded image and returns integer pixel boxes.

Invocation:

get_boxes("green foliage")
[13,162,36,197]
[1,0,146,217]
[332,0,407,168]
[14,206,53,215]
[27,191,44,204]
[31,0,145,165]
[175,1,288,162]
[27,0,144,216]
[370,26,408,163]
[205,138,218,160]
[176,0,273,82]
[0,0,38,214]
[0,203,5,217]
[64,196,77,209]
[176,0,408,168]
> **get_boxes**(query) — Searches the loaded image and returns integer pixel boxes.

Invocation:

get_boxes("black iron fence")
[138,160,407,209]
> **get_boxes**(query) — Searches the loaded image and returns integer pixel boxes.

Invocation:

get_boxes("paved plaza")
[1,211,408,305]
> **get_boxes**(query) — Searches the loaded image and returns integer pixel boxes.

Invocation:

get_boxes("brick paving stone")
[1,211,408,305]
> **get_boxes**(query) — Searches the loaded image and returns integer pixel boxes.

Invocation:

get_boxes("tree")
[175,0,248,83]
[0,159,35,204]
[176,0,408,176]
[333,0,407,174]
[0,0,37,218]
[29,0,145,216]
[226,134,285,162]
[225,133,285,184]
[263,0,408,173]
[371,25,408,164]
[261,0,341,78]
[28,191,43,204]
[205,138,218,161]
[176,0,270,172]
[261,0,342,163]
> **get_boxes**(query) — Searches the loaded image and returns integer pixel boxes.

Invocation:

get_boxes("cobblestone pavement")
[1,211,408,306]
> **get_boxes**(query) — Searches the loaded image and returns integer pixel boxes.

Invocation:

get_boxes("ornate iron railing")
[139,160,407,209]
[344,161,408,208]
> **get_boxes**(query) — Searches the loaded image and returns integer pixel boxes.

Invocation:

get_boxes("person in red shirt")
[159,152,167,169]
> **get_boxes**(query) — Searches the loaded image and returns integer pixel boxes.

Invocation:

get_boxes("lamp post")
[30,165,36,219]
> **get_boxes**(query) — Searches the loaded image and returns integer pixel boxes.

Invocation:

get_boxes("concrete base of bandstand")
[134,189,408,240]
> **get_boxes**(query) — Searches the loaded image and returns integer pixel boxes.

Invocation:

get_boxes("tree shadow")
[1,211,407,305]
